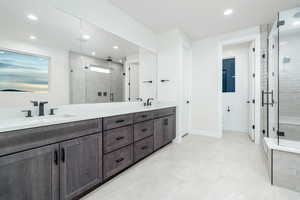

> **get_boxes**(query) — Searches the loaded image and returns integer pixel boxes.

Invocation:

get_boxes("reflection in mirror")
[70,20,140,104]
[0,0,158,109]
[0,0,81,108]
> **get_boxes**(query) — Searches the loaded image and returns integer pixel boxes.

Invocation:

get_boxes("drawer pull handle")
[54,150,58,165]
[164,119,169,126]
[116,119,125,123]
[141,146,148,150]
[116,158,124,163]
[61,148,66,163]
[116,136,125,141]
[141,128,148,132]
[141,115,147,118]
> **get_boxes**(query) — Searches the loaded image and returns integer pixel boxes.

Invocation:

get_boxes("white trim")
[190,129,222,138]
[219,26,261,144]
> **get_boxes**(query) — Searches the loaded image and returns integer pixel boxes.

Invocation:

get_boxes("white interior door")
[181,47,192,137]
[128,63,140,101]
[222,43,251,133]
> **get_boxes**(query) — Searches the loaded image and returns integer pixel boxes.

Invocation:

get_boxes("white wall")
[157,30,181,102]
[222,43,250,133]
[51,0,158,53]
[157,29,192,141]
[191,37,222,138]
[139,49,158,100]
[0,39,70,108]
[190,27,261,141]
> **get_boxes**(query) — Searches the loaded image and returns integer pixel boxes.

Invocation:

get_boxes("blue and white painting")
[0,50,49,92]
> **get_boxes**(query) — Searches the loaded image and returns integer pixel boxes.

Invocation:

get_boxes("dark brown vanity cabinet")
[0,144,59,200]
[60,134,102,200]
[154,115,176,150]
[0,107,176,200]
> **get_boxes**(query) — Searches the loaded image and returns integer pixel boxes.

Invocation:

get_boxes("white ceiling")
[109,0,300,40]
[0,0,139,60]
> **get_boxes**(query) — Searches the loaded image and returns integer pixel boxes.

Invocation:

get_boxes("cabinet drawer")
[134,111,153,123]
[103,126,133,153]
[0,119,102,157]
[134,136,153,162]
[134,120,154,142]
[103,114,133,130]
[153,107,176,118]
[103,145,133,179]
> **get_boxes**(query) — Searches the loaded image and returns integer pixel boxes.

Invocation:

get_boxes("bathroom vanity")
[0,105,176,200]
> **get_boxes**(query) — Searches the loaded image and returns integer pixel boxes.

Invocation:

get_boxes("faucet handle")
[49,108,58,115]
[30,101,38,106]
[22,110,32,118]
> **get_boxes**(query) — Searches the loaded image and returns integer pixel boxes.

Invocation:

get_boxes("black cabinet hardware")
[141,128,148,132]
[61,148,65,162]
[116,136,125,141]
[161,79,170,82]
[54,150,58,165]
[141,146,148,150]
[116,119,125,123]
[116,158,124,163]
[143,80,153,83]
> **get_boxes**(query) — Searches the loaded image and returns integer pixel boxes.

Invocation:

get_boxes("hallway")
[82,132,300,200]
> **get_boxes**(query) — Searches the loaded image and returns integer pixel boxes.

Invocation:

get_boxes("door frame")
[218,28,261,144]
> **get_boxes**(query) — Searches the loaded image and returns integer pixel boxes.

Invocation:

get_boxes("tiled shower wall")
[279,33,300,118]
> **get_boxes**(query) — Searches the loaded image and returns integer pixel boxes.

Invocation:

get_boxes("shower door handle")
[262,90,274,107]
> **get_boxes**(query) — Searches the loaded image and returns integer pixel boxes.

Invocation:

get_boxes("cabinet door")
[163,115,175,145]
[60,134,102,200]
[0,144,59,200]
[154,115,175,150]
[154,118,165,150]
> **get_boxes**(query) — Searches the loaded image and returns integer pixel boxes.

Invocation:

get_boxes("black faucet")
[39,101,48,116]
[146,98,154,106]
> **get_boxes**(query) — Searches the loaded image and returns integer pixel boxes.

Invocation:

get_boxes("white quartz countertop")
[264,137,300,154]
[0,102,176,133]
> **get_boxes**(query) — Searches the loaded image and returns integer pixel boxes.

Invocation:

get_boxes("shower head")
[294,11,300,18]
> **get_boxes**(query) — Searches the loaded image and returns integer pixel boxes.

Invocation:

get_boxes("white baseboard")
[190,129,222,138]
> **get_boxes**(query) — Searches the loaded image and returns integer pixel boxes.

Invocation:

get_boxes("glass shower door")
[277,7,300,145]
[267,17,279,141]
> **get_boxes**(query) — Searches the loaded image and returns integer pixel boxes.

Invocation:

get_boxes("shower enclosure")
[266,7,300,147]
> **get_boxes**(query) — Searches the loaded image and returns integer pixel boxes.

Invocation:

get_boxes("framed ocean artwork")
[0,49,49,92]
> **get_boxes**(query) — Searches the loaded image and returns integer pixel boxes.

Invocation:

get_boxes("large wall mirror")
[0,0,158,108]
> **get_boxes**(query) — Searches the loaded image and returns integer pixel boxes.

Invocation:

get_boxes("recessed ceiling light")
[91,51,96,56]
[224,9,233,16]
[113,45,119,50]
[293,21,300,26]
[82,34,91,40]
[27,14,38,21]
[29,35,37,40]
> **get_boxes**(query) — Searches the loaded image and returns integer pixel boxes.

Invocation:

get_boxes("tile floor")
[82,132,300,200]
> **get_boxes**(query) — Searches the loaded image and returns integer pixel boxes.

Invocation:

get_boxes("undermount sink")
[0,114,76,131]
